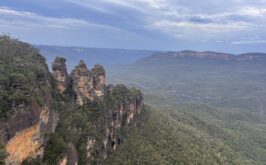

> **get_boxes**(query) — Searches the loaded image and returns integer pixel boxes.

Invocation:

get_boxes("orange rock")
[6,124,42,165]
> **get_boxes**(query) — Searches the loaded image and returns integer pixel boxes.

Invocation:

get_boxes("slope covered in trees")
[107,52,266,164]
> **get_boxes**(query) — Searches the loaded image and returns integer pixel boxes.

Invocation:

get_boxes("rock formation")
[52,57,69,93]
[103,85,143,155]
[92,64,106,97]
[64,60,106,106]
[70,60,95,105]
[52,60,143,164]
[0,36,144,165]
[2,95,58,165]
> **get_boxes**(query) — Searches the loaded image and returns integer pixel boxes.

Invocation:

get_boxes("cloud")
[62,0,266,40]
[0,6,142,34]
[72,0,265,37]
[232,40,266,44]
[150,20,251,41]
[0,5,158,48]
[65,0,118,15]
[0,7,90,29]
[2,0,266,51]
[154,21,249,32]
[189,17,214,24]
[239,7,266,17]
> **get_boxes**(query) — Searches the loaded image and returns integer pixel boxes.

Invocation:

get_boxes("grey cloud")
[188,17,214,24]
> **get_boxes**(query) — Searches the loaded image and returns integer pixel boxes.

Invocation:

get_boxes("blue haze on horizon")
[1,0,266,53]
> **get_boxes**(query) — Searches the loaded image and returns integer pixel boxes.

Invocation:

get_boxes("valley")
[1,38,266,164]
[105,51,266,164]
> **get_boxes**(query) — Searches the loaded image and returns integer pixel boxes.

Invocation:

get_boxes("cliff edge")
[0,36,145,165]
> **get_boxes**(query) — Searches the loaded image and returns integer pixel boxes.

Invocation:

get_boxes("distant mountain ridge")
[148,50,266,62]
[36,45,157,71]
[37,46,266,72]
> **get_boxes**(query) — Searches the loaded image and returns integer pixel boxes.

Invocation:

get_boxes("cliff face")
[0,36,144,165]
[103,85,143,154]
[70,60,95,105]
[52,57,70,93]
[51,60,143,165]
[69,61,106,106]
[0,36,58,164]
[92,65,105,97]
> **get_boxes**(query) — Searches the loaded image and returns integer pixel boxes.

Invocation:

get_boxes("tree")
[0,139,7,165]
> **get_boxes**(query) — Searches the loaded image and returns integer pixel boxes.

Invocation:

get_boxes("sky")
[1,0,266,53]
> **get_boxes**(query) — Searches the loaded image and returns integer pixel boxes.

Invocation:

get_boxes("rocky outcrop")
[52,57,69,93]
[70,61,106,105]
[70,60,95,105]
[52,57,143,163]
[108,85,143,128]
[2,92,58,165]
[5,106,58,165]
[67,61,143,163]
[2,78,58,165]
[86,85,143,162]
[92,65,105,97]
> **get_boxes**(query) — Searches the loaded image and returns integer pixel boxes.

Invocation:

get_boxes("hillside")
[0,36,146,165]
[107,51,266,164]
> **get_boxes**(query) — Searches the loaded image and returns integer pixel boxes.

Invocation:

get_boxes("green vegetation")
[105,106,260,164]
[107,55,266,164]
[42,85,143,165]
[92,64,105,75]
[109,85,142,104]
[0,35,51,118]
[22,158,44,165]
[43,99,98,164]
[0,139,7,165]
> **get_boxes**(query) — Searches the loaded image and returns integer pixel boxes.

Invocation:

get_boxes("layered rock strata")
[52,57,69,93]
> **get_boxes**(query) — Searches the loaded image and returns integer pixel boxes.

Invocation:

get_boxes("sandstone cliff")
[69,61,107,106]
[51,59,143,165]
[0,36,144,165]
[92,65,105,97]
[52,57,70,93]
[70,60,95,105]
[0,36,58,164]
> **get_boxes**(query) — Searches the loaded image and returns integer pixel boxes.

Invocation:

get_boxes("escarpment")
[51,59,144,165]
[0,36,144,165]
[102,85,143,156]
[0,36,58,164]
